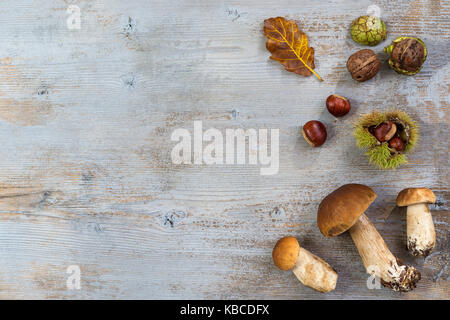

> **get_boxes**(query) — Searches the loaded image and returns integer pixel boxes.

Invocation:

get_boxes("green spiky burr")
[354,110,418,169]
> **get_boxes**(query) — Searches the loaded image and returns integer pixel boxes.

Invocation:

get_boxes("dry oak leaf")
[264,17,322,81]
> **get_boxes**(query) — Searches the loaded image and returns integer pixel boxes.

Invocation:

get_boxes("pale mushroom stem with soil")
[397,188,436,256]
[272,236,338,293]
[318,184,421,292]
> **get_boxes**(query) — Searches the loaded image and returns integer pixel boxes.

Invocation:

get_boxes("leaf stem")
[278,29,323,82]
[297,56,323,81]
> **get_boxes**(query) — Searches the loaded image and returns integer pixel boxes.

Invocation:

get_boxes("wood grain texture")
[0,0,448,299]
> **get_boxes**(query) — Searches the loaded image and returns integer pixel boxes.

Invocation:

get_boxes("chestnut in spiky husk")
[354,110,418,169]
[389,137,405,152]
[384,37,427,75]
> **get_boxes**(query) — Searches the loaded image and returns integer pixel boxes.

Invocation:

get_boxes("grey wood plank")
[0,0,447,299]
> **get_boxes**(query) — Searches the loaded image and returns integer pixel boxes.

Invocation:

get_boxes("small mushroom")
[272,236,338,293]
[397,188,436,257]
[317,184,421,292]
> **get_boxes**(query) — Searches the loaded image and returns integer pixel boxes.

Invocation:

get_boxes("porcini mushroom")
[317,184,421,292]
[272,236,338,293]
[397,188,436,257]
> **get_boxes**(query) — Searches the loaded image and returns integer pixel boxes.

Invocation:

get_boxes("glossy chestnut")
[372,121,396,142]
[302,120,327,147]
[389,137,405,152]
[326,94,351,117]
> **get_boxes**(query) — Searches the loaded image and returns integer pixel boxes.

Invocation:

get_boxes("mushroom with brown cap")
[317,184,421,292]
[397,188,436,257]
[272,236,338,293]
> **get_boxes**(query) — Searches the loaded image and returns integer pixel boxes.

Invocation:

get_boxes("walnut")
[388,38,426,73]
[346,49,381,82]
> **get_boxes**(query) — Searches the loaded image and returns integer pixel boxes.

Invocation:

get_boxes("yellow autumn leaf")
[264,17,322,81]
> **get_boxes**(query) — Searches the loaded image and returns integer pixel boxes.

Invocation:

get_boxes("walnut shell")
[390,38,425,72]
[346,49,381,82]
[384,37,427,75]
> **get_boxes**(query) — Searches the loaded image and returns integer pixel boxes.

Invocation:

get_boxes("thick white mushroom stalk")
[406,203,436,256]
[292,247,338,293]
[349,214,421,292]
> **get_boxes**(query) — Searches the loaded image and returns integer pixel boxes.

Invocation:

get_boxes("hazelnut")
[372,121,397,142]
[346,49,381,82]
[326,94,351,117]
[389,137,405,152]
[302,120,327,147]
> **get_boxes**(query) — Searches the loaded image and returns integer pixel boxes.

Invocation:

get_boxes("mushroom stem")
[349,213,420,292]
[292,247,338,293]
[407,203,436,256]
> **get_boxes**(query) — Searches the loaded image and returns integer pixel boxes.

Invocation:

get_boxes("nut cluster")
[302,95,351,147]
[353,110,418,169]
[370,121,406,152]
[347,36,426,81]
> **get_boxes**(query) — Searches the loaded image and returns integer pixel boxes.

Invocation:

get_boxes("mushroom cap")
[397,188,436,207]
[272,236,300,271]
[317,184,377,237]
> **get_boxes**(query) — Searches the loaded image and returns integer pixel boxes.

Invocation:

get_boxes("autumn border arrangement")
[263,15,436,294]
[263,16,427,170]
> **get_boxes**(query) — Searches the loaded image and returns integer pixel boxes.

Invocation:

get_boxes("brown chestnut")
[302,120,327,147]
[372,121,397,142]
[389,137,405,152]
[326,94,351,117]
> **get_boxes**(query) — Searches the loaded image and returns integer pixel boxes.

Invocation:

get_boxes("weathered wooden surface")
[0,0,448,299]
